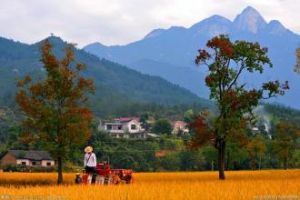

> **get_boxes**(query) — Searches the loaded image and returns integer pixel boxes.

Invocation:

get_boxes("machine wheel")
[112,174,121,184]
[124,175,132,184]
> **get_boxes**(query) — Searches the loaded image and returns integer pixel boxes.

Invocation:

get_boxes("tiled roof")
[172,121,187,127]
[114,117,140,123]
[7,150,53,161]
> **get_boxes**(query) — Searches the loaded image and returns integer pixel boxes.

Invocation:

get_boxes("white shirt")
[84,153,97,167]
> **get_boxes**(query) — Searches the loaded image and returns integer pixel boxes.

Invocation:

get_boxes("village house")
[171,121,189,135]
[0,150,55,167]
[98,117,146,138]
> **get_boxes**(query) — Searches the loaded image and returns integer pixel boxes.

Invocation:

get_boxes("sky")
[0,0,299,47]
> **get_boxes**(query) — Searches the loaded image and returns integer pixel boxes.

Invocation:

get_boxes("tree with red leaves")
[192,35,288,180]
[16,40,95,184]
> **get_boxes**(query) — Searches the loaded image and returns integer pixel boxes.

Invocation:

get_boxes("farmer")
[84,146,97,184]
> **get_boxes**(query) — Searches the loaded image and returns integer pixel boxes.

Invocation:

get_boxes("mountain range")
[84,6,300,109]
[0,36,213,117]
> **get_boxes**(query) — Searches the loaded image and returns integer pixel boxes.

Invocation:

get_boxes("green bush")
[1,164,55,172]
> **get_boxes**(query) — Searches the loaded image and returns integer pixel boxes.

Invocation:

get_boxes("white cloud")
[0,0,299,47]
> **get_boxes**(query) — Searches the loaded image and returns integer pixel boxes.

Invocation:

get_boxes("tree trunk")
[226,149,230,170]
[218,139,226,180]
[57,156,63,185]
[283,156,288,170]
[258,154,262,170]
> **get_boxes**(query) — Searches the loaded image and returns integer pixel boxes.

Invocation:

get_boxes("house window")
[21,162,26,165]
[47,162,52,166]
[107,125,112,130]
[118,125,122,130]
[32,161,36,166]
[131,124,136,130]
[112,125,118,130]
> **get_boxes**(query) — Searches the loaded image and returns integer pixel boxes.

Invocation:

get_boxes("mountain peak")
[35,35,66,47]
[234,6,267,33]
[266,20,289,35]
[268,20,285,30]
[189,15,232,37]
[45,35,64,43]
[191,15,231,28]
[88,42,107,47]
[242,6,261,15]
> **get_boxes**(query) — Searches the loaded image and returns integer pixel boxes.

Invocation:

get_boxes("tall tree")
[191,35,287,179]
[16,40,95,184]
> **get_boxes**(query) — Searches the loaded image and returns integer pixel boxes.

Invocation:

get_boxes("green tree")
[158,153,181,171]
[184,109,196,123]
[16,40,95,184]
[179,150,205,171]
[273,121,298,169]
[292,150,300,168]
[201,145,218,170]
[225,140,249,170]
[191,35,287,179]
[140,112,150,130]
[246,135,267,170]
[152,119,172,135]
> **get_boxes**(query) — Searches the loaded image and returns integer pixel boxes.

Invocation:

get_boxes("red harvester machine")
[77,162,133,185]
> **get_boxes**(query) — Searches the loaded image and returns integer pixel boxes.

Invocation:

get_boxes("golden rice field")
[0,170,299,200]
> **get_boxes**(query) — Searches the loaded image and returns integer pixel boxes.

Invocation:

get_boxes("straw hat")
[84,146,93,153]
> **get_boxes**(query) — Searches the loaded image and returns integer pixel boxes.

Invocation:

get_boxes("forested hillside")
[0,36,213,117]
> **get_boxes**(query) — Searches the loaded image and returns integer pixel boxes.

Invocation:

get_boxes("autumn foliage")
[16,40,95,184]
[192,35,288,180]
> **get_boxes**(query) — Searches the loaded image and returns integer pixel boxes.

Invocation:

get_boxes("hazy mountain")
[84,6,300,108]
[233,6,267,33]
[0,36,213,117]
[130,59,209,97]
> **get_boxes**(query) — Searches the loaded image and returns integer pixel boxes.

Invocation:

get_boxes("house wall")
[16,159,30,166]
[131,132,147,139]
[29,161,41,166]
[41,160,55,167]
[100,119,145,137]
[172,121,189,135]
[127,120,144,133]
[15,160,54,167]
[0,152,17,166]
[104,123,125,133]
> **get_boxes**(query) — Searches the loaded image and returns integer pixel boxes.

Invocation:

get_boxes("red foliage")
[207,37,233,57]
[189,116,215,149]
[195,49,210,64]
[205,76,214,86]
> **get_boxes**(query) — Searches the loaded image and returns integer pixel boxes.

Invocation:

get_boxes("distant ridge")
[84,6,300,109]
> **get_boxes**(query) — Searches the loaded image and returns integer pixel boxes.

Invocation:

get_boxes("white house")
[98,117,146,138]
[0,150,55,167]
[171,121,189,135]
